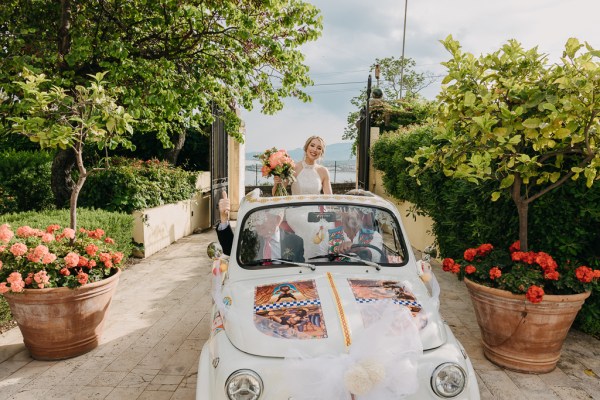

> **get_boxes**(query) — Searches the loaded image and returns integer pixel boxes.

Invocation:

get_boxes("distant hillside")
[246,142,355,161]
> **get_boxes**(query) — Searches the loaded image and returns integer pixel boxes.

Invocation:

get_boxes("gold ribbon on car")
[326,272,352,348]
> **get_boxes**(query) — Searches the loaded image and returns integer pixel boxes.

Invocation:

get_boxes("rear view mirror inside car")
[307,211,337,223]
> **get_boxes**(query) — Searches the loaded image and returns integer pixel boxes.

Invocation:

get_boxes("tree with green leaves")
[409,36,600,251]
[343,57,435,144]
[0,0,322,205]
[9,70,136,232]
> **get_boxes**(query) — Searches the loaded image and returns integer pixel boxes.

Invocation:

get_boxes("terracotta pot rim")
[463,276,591,302]
[2,267,121,297]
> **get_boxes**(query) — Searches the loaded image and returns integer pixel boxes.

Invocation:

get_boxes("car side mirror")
[207,242,224,260]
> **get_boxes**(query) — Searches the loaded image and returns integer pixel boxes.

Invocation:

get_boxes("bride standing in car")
[272,135,333,196]
[275,136,334,260]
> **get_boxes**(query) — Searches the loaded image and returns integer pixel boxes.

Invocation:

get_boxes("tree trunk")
[164,129,186,165]
[511,174,529,251]
[69,148,88,234]
[51,149,76,208]
[58,0,72,69]
[52,0,75,208]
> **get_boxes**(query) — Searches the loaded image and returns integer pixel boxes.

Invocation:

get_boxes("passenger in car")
[216,191,304,262]
[319,208,384,262]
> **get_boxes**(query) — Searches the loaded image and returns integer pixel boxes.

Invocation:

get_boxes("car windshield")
[237,203,408,268]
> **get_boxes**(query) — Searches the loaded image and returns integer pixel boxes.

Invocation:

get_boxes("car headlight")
[431,362,466,397]
[225,369,263,400]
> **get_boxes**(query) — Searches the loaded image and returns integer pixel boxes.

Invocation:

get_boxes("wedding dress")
[291,161,322,195]
[286,161,332,259]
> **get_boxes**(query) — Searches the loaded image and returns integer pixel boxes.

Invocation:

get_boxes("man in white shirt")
[215,191,304,262]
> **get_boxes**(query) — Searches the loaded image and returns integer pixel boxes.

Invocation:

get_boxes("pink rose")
[268,150,288,169]
[34,271,50,287]
[16,226,34,238]
[64,252,80,268]
[41,233,55,243]
[0,224,14,243]
[77,270,89,285]
[0,283,9,294]
[10,243,28,257]
[99,252,111,263]
[112,252,124,265]
[33,245,49,258]
[261,165,271,177]
[42,253,57,264]
[7,272,24,292]
[46,224,60,233]
[62,228,76,240]
[85,244,99,256]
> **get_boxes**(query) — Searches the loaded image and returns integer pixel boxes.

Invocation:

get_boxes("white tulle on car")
[283,303,423,400]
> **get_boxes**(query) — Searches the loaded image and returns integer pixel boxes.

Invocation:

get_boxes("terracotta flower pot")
[464,277,590,373]
[2,269,121,360]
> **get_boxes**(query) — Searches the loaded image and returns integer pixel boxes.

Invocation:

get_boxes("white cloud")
[242,0,600,152]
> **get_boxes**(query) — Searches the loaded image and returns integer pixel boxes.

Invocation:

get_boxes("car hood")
[219,270,446,358]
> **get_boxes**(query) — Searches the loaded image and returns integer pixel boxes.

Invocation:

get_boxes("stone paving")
[0,230,597,399]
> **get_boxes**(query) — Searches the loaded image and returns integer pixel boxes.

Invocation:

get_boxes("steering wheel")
[350,243,385,258]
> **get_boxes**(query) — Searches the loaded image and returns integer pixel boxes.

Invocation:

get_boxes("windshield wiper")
[244,259,316,271]
[272,259,316,271]
[309,253,381,271]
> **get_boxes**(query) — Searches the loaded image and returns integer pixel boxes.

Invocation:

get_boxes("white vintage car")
[197,190,479,400]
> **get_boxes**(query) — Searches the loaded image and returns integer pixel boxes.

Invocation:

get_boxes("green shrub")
[372,125,600,337]
[0,208,134,257]
[78,157,199,213]
[0,150,55,213]
[372,126,518,258]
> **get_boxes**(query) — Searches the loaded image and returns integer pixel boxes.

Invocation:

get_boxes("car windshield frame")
[235,201,410,270]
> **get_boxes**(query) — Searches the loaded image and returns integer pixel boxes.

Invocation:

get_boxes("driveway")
[0,231,598,399]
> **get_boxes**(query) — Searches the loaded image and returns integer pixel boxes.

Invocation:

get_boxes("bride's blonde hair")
[303,135,326,161]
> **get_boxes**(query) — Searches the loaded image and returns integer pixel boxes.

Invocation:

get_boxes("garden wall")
[132,172,211,258]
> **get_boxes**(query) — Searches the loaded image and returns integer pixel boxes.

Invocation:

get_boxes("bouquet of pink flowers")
[255,147,296,196]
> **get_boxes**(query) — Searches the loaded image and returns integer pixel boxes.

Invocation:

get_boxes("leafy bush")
[372,125,600,336]
[372,126,518,258]
[0,150,55,213]
[0,208,134,257]
[78,158,199,213]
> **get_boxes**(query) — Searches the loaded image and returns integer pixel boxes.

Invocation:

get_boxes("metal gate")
[356,75,372,190]
[210,105,228,226]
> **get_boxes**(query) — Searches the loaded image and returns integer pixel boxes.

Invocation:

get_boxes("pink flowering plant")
[0,223,123,292]
[442,241,600,304]
[255,147,296,196]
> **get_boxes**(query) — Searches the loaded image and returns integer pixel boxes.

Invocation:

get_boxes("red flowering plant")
[0,223,123,292]
[442,241,600,303]
[255,147,296,196]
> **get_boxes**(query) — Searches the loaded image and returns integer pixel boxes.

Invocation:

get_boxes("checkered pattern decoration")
[356,297,421,308]
[254,299,321,312]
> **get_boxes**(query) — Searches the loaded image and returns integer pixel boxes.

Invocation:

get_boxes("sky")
[241,0,600,154]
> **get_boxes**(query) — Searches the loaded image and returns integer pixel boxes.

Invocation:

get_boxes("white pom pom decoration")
[344,358,386,395]
[361,358,386,386]
[344,363,373,395]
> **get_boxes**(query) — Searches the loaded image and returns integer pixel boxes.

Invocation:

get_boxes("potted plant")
[442,242,600,373]
[0,223,124,360]
[0,69,136,360]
